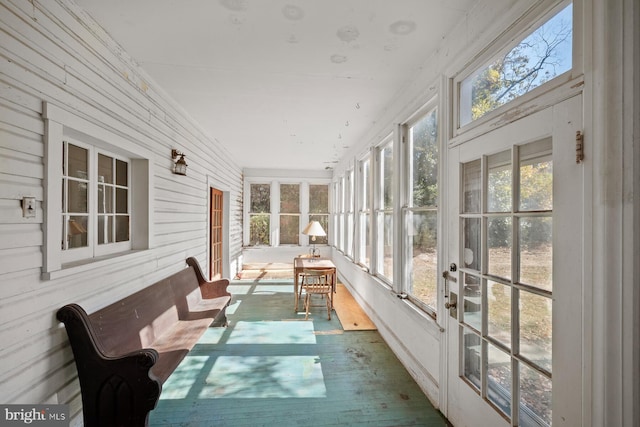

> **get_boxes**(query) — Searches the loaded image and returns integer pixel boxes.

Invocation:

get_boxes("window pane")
[309,214,328,245]
[520,152,552,212]
[279,215,299,245]
[409,210,437,308]
[250,214,270,245]
[460,4,573,126]
[116,159,128,186]
[115,215,129,242]
[116,188,128,214]
[519,217,552,291]
[381,145,393,209]
[488,281,512,348]
[488,150,512,213]
[519,290,552,373]
[280,184,299,213]
[98,215,114,244]
[410,108,438,207]
[463,275,481,332]
[487,343,512,417]
[98,154,113,184]
[463,218,481,271]
[488,216,512,280]
[68,216,88,248]
[519,363,552,427]
[250,184,270,212]
[463,160,481,213]
[380,213,393,280]
[361,159,370,209]
[462,328,481,390]
[68,144,88,179]
[309,185,328,213]
[98,185,113,214]
[359,212,371,267]
[68,180,88,213]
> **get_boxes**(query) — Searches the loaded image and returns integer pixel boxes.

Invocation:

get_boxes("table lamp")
[302,220,326,258]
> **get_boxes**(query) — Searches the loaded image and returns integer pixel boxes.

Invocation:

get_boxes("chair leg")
[326,294,331,320]
[304,293,311,320]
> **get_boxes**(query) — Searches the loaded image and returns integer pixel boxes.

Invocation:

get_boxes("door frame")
[207,176,231,280]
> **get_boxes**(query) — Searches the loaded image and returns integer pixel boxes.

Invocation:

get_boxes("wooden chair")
[301,268,334,320]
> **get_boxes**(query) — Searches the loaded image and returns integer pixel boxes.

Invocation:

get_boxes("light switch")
[22,197,36,218]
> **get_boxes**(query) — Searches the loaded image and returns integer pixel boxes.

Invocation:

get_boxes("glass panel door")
[446,95,584,427]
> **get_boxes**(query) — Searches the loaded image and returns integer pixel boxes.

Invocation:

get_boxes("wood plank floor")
[149,279,451,426]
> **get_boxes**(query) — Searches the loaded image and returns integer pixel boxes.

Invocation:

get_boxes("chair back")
[301,268,334,293]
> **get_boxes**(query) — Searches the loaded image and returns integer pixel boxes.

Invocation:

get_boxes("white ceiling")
[75,0,480,170]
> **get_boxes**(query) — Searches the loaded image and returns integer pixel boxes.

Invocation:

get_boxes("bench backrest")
[89,266,203,355]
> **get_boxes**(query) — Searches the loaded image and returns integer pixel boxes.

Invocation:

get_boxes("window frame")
[452,0,577,138]
[61,138,132,264]
[356,153,372,269]
[401,102,440,315]
[43,102,153,279]
[243,178,330,248]
[374,136,394,284]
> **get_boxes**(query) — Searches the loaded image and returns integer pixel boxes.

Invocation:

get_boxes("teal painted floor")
[149,279,450,426]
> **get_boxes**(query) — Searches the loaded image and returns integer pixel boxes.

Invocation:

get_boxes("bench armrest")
[57,304,161,426]
[186,257,232,299]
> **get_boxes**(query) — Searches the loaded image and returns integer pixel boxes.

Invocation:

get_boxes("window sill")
[42,250,148,281]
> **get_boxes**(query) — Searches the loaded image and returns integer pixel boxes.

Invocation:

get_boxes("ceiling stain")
[282,4,304,21]
[219,0,246,12]
[389,20,416,35]
[337,25,360,43]
[229,14,246,26]
[331,54,348,64]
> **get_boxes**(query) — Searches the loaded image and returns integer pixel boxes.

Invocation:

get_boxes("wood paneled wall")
[0,0,243,418]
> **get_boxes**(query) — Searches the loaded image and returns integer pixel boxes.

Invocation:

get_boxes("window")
[244,180,329,248]
[459,3,573,127]
[279,184,300,245]
[375,139,394,282]
[337,176,345,252]
[357,156,371,268]
[43,102,152,278]
[345,169,355,258]
[405,106,438,311]
[249,183,271,246]
[309,185,329,245]
[61,140,131,264]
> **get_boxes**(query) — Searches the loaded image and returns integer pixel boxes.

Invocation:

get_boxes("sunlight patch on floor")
[227,320,316,344]
[159,355,209,400]
[202,355,326,398]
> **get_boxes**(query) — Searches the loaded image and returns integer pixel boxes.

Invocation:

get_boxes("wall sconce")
[171,149,188,176]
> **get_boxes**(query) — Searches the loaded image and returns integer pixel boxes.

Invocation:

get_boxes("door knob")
[445,301,457,309]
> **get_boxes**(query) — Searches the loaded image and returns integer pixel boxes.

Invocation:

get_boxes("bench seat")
[57,257,231,426]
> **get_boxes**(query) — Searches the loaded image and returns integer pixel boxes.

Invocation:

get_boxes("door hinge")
[576,131,584,163]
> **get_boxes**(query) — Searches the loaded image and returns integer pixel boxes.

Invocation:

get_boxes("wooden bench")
[56,257,231,427]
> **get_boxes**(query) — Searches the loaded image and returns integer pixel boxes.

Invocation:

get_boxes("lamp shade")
[302,221,326,237]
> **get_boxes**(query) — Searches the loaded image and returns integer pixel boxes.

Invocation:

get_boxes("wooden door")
[210,188,223,280]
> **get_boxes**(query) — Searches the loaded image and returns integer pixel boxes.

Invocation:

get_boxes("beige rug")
[334,284,377,331]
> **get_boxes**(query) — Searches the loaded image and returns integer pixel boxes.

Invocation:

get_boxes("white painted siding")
[0,0,243,418]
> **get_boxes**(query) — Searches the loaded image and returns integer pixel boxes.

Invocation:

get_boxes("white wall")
[0,0,243,421]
